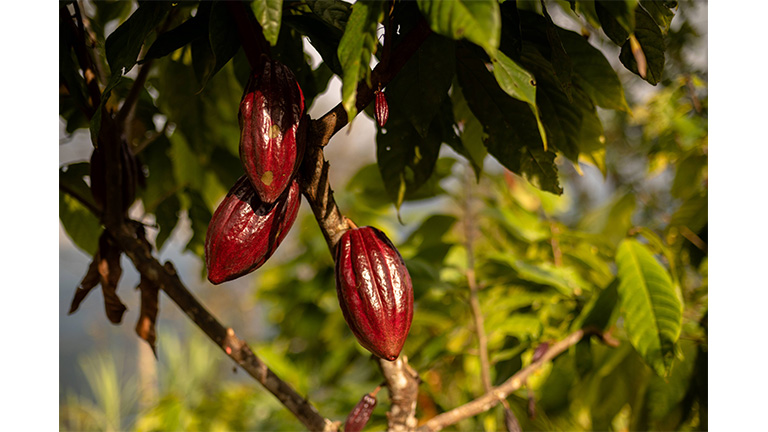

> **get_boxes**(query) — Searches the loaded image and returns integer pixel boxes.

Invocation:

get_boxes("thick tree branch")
[416,330,588,432]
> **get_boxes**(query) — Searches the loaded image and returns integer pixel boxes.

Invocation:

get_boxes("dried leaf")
[69,253,102,314]
[97,233,127,324]
[135,275,159,357]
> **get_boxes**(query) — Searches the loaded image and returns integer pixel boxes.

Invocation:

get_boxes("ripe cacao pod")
[374,90,388,127]
[239,58,305,203]
[335,226,413,361]
[344,392,377,432]
[205,175,300,285]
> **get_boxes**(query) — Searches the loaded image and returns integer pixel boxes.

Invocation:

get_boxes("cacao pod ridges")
[335,226,414,361]
[239,58,305,204]
[205,175,301,285]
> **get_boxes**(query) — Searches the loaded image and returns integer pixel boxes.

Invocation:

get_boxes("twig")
[61,4,102,118]
[416,330,587,432]
[462,166,492,394]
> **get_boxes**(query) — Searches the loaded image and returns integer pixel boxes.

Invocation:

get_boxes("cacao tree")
[59,0,707,430]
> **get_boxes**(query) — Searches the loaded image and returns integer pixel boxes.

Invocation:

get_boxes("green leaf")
[283,13,344,75]
[309,0,352,31]
[540,1,574,101]
[491,50,547,150]
[417,0,500,57]
[573,279,619,331]
[616,239,682,376]
[155,194,181,252]
[385,34,456,138]
[337,0,383,120]
[556,27,630,112]
[184,189,213,262]
[489,254,589,297]
[206,1,241,85]
[595,0,638,45]
[450,81,487,179]
[456,45,562,194]
[252,0,283,46]
[620,7,665,85]
[376,110,442,210]
[105,1,171,74]
[142,15,206,63]
[639,0,676,34]
[577,191,636,246]
[60,191,101,257]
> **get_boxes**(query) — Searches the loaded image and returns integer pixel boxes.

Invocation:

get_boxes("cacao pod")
[344,392,377,432]
[374,90,388,127]
[239,58,305,203]
[89,139,138,213]
[205,175,301,285]
[335,226,413,361]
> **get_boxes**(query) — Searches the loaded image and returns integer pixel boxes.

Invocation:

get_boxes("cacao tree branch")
[312,18,431,147]
[103,220,335,432]
[416,330,590,432]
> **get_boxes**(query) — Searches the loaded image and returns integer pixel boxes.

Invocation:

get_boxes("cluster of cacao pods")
[204,56,412,363]
[205,57,305,284]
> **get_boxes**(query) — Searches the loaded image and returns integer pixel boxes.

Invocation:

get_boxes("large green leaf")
[376,108,442,210]
[384,34,456,138]
[105,1,171,74]
[616,238,682,376]
[620,6,665,85]
[639,0,677,35]
[556,28,630,112]
[456,45,562,195]
[417,0,500,57]
[450,80,487,179]
[491,51,547,150]
[252,0,283,46]
[595,0,638,45]
[337,0,383,120]
[60,192,101,257]
[142,14,206,63]
[282,13,344,75]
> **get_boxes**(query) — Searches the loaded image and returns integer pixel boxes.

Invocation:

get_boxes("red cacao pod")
[239,59,305,203]
[374,90,388,127]
[205,175,301,285]
[335,226,413,361]
[344,392,377,432]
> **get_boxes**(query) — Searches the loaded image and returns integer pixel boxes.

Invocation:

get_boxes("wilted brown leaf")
[135,274,159,357]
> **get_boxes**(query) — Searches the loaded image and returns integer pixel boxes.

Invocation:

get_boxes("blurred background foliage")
[59,0,707,430]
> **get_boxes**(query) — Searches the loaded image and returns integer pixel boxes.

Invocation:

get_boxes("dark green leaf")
[669,192,707,235]
[573,279,619,331]
[671,154,706,199]
[620,7,665,85]
[616,238,682,376]
[142,15,206,63]
[204,1,241,88]
[105,2,171,74]
[309,0,352,31]
[338,0,383,120]
[595,0,637,45]
[385,34,456,137]
[154,194,181,252]
[138,134,176,213]
[252,0,283,46]
[60,190,101,257]
[450,80,487,179]
[557,26,630,111]
[283,13,344,75]
[640,0,676,34]
[456,45,562,194]
[540,1,574,101]
[376,108,442,209]
[417,0,500,56]
[184,189,213,261]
